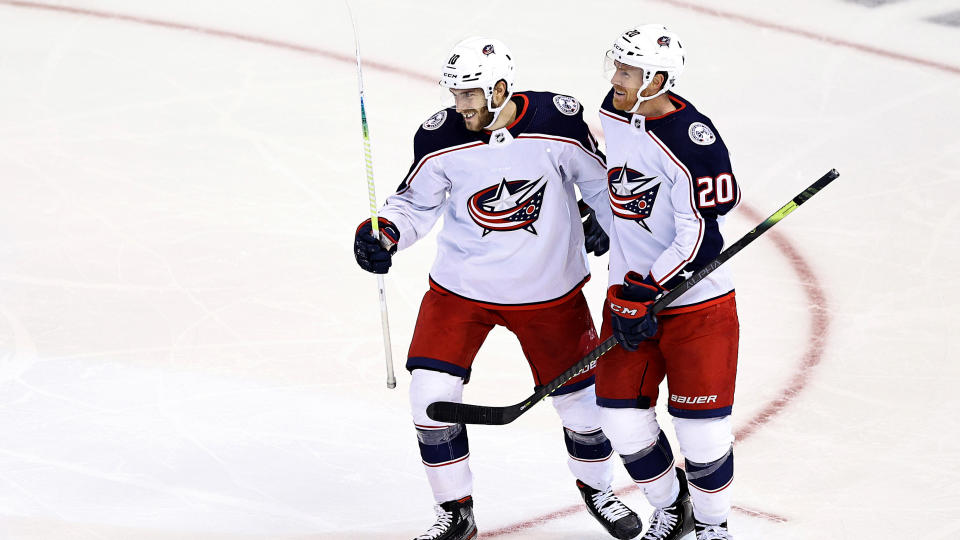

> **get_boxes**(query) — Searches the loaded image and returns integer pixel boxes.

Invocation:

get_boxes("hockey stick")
[427,168,840,424]
[347,3,396,389]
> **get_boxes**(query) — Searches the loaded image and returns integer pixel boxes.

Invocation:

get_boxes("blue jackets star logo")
[608,164,660,232]
[468,176,547,236]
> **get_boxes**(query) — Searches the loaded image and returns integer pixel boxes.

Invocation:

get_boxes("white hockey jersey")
[599,90,740,312]
[379,91,610,308]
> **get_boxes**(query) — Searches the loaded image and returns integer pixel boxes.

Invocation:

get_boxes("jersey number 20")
[696,174,736,208]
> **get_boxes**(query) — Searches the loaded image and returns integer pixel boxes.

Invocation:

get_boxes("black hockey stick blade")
[427,169,840,425]
[427,400,515,426]
[426,336,619,425]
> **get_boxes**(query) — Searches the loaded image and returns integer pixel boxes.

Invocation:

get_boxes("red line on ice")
[0,0,850,534]
[659,0,960,76]
[0,0,437,84]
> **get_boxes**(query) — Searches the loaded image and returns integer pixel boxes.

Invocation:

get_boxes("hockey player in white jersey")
[353,37,639,540]
[594,25,741,540]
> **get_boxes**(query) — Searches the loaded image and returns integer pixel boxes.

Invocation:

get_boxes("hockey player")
[595,25,741,540]
[353,37,639,540]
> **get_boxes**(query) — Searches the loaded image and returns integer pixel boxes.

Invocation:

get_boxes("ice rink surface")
[1,0,958,538]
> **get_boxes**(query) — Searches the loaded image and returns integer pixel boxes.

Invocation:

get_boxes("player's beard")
[611,84,639,112]
[460,107,494,132]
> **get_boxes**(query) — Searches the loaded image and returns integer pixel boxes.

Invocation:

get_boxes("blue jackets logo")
[608,164,660,232]
[468,177,547,236]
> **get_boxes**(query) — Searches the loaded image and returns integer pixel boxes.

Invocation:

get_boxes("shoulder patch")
[552,94,581,116]
[422,110,447,130]
[688,122,716,145]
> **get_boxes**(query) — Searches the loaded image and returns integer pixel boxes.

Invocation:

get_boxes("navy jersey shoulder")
[518,90,598,151]
[647,93,733,182]
[408,91,597,159]
[411,108,478,160]
[394,108,478,192]
[600,90,733,180]
[397,92,603,192]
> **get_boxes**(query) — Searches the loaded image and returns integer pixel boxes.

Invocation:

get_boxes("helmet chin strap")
[627,82,652,114]
[627,74,673,114]
[483,90,513,129]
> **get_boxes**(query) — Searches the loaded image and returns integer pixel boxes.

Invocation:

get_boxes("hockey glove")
[579,200,609,257]
[607,271,664,351]
[354,218,399,274]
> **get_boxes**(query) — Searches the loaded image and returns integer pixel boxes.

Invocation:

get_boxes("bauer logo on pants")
[467,177,547,236]
[670,394,718,405]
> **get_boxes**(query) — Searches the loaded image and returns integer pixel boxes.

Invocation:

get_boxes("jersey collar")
[601,90,688,131]
[641,93,687,129]
[482,93,531,145]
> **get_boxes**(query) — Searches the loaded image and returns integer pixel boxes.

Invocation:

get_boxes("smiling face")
[450,87,493,131]
[609,60,646,112]
[608,60,665,113]
[449,80,509,132]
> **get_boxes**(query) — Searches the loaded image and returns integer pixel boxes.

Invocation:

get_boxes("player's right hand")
[607,271,663,351]
[578,200,609,256]
[354,218,399,274]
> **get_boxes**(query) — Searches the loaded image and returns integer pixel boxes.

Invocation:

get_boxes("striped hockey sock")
[685,446,734,525]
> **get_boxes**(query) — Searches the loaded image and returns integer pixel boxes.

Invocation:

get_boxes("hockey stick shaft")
[427,168,840,424]
[347,3,396,389]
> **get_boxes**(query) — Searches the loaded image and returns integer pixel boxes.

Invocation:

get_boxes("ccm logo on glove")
[607,271,665,351]
[609,302,641,318]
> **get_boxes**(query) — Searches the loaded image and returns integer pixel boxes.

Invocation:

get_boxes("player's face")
[609,60,645,112]
[450,88,493,131]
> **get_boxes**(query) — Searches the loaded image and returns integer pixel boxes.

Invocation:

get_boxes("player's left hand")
[607,271,664,351]
[354,218,399,274]
[579,200,609,256]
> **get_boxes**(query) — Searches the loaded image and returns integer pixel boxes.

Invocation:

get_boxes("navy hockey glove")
[354,218,399,274]
[578,200,609,257]
[607,271,664,351]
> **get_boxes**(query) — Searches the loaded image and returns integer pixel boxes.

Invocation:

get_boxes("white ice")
[1,0,959,538]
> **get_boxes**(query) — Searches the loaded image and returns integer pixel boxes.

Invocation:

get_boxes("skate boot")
[695,520,732,540]
[641,468,694,540]
[413,496,477,540]
[577,479,642,539]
